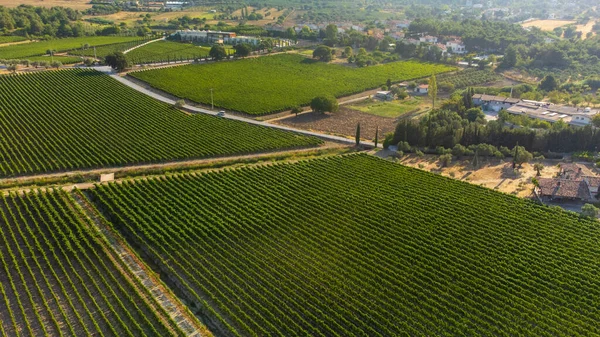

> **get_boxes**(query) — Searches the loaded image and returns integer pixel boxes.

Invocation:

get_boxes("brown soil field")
[275,107,398,141]
[577,20,598,39]
[0,0,91,9]
[521,19,575,31]
[229,7,286,26]
[84,11,151,25]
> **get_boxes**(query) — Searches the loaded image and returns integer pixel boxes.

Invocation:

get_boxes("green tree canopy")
[310,96,338,114]
[313,45,333,62]
[104,52,129,72]
[234,43,252,58]
[539,75,559,92]
[209,44,227,61]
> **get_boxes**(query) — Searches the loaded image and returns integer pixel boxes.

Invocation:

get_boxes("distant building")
[391,31,405,40]
[415,84,429,94]
[165,1,187,9]
[225,36,261,46]
[375,91,394,100]
[419,35,438,43]
[536,163,600,201]
[446,39,467,54]
[145,1,163,8]
[434,43,448,55]
[472,94,520,112]
[506,102,599,127]
[175,30,237,43]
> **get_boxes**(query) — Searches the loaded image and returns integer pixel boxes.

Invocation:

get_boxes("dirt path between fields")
[71,191,210,337]
[0,144,346,193]
[0,40,37,47]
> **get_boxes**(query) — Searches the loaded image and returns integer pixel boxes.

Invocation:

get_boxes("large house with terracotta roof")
[535,163,600,201]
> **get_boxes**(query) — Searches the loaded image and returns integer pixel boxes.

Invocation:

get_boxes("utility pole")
[210,88,214,110]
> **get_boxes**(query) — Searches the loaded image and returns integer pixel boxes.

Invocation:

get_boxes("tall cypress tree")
[374,126,379,148]
[355,123,361,146]
[428,73,438,109]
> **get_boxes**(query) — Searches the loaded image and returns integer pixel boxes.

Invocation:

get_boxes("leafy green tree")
[571,96,583,107]
[343,46,353,58]
[501,45,518,68]
[439,153,452,167]
[290,106,302,117]
[397,141,411,152]
[234,43,252,58]
[581,203,599,219]
[512,144,532,168]
[324,24,337,46]
[592,114,600,127]
[310,96,338,114]
[466,108,484,123]
[539,75,559,92]
[105,52,129,72]
[51,61,62,69]
[533,163,544,176]
[209,44,227,61]
[428,73,438,109]
[452,144,467,158]
[312,45,333,61]
[285,27,296,40]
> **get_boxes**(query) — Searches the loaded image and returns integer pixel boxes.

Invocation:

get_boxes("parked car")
[216,111,225,117]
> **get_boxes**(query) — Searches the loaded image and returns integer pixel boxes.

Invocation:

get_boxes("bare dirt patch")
[521,19,576,31]
[275,107,398,140]
[385,153,580,198]
[577,20,598,39]
[0,0,91,9]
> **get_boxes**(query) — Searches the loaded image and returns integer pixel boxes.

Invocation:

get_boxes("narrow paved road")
[123,37,165,54]
[95,66,379,147]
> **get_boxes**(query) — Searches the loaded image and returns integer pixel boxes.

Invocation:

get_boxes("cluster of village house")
[174,30,295,47]
[536,164,600,202]
[472,94,599,127]
[266,20,468,55]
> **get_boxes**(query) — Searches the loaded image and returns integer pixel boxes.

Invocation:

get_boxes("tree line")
[388,90,600,155]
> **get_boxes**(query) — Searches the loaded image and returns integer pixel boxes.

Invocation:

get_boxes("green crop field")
[0,36,143,60]
[125,40,216,64]
[437,69,503,89]
[26,55,83,64]
[88,154,600,336]
[0,69,320,177]
[0,190,183,336]
[131,54,455,115]
[0,36,27,44]
[67,39,152,59]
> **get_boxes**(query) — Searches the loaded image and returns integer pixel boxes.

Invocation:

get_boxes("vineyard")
[0,36,143,60]
[437,69,503,90]
[131,54,454,115]
[67,39,154,59]
[0,189,183,336]
[125,40,218,65]
[24,55,83,64]
[0,36,26,44]
[88,154,600,336]
[0,69,320,177]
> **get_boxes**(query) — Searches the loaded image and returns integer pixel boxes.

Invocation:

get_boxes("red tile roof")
[537,178,590,200]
